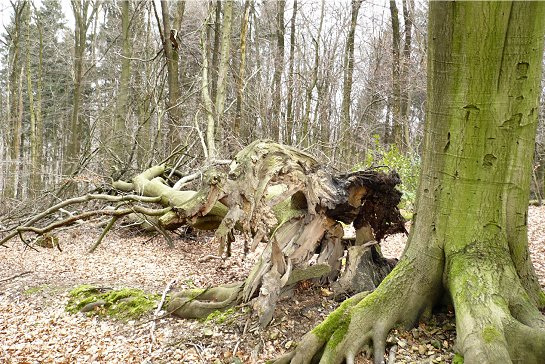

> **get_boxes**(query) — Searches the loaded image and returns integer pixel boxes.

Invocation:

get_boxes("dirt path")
[1,206,544,363]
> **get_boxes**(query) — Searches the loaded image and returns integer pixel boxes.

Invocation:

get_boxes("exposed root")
[275,254,443,364]
[448,251,545,364]
[167,282,243,319]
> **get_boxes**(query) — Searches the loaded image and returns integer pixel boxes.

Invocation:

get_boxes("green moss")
[186,288,206,299]
[203,307,237,324]
[482,325,501,343]
[23,286,46,295]
[326,321,349,350]
[66,285,160,321]
[312,291,368,341]
[453,353,464,364]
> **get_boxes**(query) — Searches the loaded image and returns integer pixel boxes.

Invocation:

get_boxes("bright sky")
[0,0,74,34]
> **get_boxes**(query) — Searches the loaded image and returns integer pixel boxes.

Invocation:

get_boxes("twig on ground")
[149,279,178,353]
[0,271,32,284]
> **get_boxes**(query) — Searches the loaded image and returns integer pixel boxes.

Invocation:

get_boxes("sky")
[0,0,75,33]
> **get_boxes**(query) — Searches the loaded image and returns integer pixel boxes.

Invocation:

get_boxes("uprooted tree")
[0,140,405,327]
[273,2,545,363]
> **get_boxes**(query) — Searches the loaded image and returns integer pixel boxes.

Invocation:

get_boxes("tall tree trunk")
[160,0,182,146]
[271,0,285,142]
[340,0,363,161]
[234,0,251,139]
[115,0,131,159]
[285,0,298,145]
[389,0,403,151]
[302,0,324,148]
[280,2,545,363]
[25,4,39,196]
[210,1,222,103]
[213,0,233,152]
[5,2,26,199]
[400,0,413,151]
[66,0,98,189]
[201,8,216,160]
[34,4,44,195]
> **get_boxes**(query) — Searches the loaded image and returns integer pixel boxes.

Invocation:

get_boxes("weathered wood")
[4,140,404,326]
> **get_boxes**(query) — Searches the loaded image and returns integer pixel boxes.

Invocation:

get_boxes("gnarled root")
[167,282,243,319]
[448,251,545,364]
[275,253,444,364]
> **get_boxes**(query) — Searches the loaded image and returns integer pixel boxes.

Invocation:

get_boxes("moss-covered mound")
[66,285,160,320]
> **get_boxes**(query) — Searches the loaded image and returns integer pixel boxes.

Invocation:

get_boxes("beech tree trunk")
[278,2,545,364]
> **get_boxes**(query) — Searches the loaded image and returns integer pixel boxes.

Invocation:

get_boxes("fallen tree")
[1,140,405,326]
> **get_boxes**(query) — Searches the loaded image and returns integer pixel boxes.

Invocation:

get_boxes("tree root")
[448,251,545,364]
[274,254,443,364]
[166,282,244,319]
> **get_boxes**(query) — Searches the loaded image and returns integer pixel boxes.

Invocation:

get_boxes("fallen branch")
[0,271,32,284]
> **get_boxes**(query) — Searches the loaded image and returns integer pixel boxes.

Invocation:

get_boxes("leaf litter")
[0,206,544,363]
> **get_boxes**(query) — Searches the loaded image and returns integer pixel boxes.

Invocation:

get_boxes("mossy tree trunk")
[278,2,545,364]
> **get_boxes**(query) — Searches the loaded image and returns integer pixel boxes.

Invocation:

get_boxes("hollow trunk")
[279,3,545,364]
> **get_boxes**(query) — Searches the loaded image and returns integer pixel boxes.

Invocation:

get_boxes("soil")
[1,206,544,364]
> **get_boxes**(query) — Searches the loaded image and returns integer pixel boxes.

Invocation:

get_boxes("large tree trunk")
[278,2,545,364]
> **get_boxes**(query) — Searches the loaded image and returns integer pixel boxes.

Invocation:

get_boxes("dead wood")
[1,140,405,326]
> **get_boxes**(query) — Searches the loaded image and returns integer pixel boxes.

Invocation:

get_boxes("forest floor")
[1,206,544,364]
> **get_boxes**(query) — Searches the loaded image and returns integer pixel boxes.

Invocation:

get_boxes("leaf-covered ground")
[1,206,544,363]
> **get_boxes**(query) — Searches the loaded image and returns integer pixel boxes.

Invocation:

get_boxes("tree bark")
[285,0,298,145]
[115,0,131,158]
[279,2,545,363]
[400,0,413,151]
[5,2,26,199]
[234,0,251,139]
[271,0,285,142]
[214,0,233,149]
[160,0,182,146]
[340,0,363,161]
[389,0,403,151]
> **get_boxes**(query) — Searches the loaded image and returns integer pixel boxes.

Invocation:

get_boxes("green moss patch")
[66,284,160,320]
[23,285,47,295]
[203,307,238,324]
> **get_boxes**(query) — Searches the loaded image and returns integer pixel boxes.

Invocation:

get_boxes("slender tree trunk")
[25,4,39,196]
[66,1,98,189]
[160,0,182,146]
[340,0,363,161]
[214,0,233,150]
[271,0,285,142]
[302,0,324,148]
[5,2,25,199]
[210,1,222,103]
[389,0,403,151]
[285,0,298,145]
[202,9,216,160]
[115,0,131,158]
[400,0,413,151]
[234,0,251,139]
[34,5,44,195]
